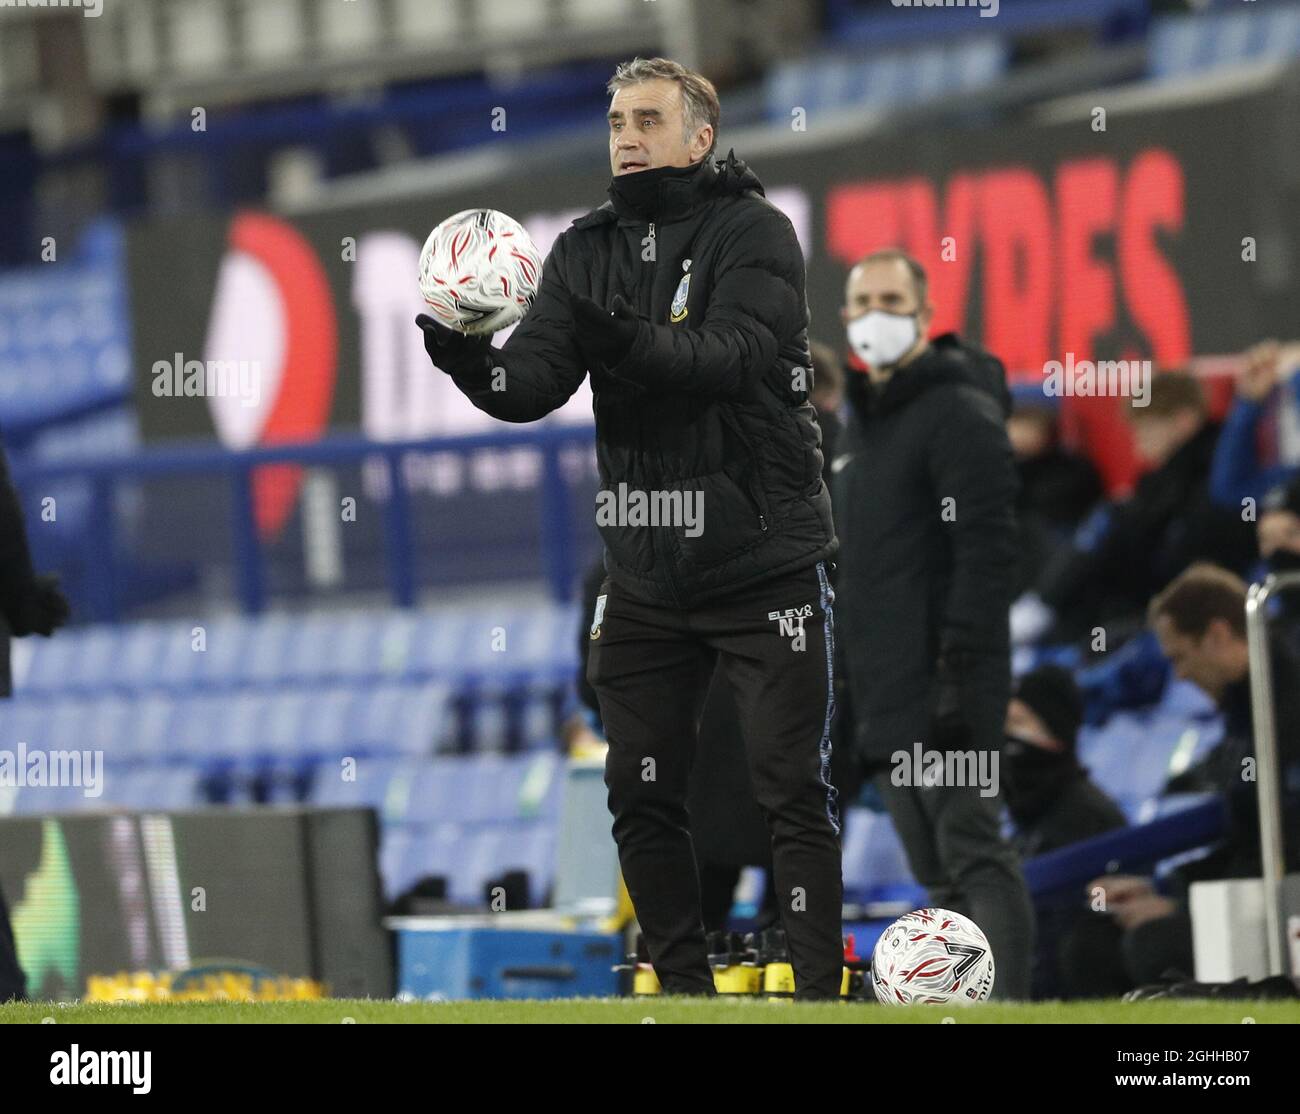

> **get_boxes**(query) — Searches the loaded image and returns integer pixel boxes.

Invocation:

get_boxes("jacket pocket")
[670,463,771,570]
[718,408,772,533]
[594,492,657,575]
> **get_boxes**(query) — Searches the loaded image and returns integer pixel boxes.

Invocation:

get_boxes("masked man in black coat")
[830,248,1035,999]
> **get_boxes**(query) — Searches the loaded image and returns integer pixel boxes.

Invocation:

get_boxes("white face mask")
[846,310,918,370]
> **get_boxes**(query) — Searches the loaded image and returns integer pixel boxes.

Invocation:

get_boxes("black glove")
[570,293,640,371]
[930,648,973,751]
[415,314,493,377]
[7,573,70,637]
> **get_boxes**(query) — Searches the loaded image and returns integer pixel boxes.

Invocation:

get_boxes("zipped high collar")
[607,159,710,222]
[846,333,1013,422]
[572,148,765,229]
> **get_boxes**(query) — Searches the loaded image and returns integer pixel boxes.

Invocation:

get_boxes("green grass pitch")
[2,998,1298,1024]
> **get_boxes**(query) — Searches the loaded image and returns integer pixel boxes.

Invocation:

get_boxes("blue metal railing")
[12,424,598,622]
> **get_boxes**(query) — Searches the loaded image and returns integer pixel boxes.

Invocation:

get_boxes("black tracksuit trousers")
[587,560,844,998]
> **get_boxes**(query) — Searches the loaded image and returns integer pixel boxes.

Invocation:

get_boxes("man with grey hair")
[418,57,843,997]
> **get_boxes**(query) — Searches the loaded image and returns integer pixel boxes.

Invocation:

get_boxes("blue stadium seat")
[373,611,420,679]
[168,692,225,760]
[11,781,95,815]
[842,807,918,899]
[152,622,206,688]
[212,692,272,762]
[238,613,298,687]
[4,601,577,830]
[0,245,132,430]
[521,682,562,749]
[494,821,557,905]
[15,631,78,695]
[318,611,382,682]
[258,689,315,758]
[390,683,456,757]
[68,625,120,692]
[310,754,404,810]
[1150,7,1300,81]
[79,694,133,759]
[106,766,202,810]
[126,693,180,764]
[188,615,251,690]
[406,609,473,678]
[463,681,511,753]
[46,700,90,755]
[1,700,45,751]
[380,830,418,899]
[765,37,1007,120]
[115,621,167,691]
[297,686,359,758]
[281,613,341,684]
[402,759,476,824]
[403,822,467,896]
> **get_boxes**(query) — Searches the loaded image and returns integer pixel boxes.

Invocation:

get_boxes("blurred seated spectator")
[1006,664,1127,999]
[1006,403,1102,597]
[1058,563,1300,997]
[1027,372,1256,645]
[1004,665,1126,859]
[1209,339,1300,512]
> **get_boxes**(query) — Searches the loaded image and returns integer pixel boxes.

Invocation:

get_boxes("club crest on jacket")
[670,271,691,323]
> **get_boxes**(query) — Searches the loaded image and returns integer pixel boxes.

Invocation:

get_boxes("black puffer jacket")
[441,151,836,607]
[832,335,1017,764]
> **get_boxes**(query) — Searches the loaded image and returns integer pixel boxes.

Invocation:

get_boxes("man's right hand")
[415,314,493,377]
[1237,340,1283,402]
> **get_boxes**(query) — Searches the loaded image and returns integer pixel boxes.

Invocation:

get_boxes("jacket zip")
[720,409,770,533]
[643,222,656,316]
[641,219,684,607]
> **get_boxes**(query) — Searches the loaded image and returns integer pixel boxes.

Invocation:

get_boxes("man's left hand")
[570,293,640,371]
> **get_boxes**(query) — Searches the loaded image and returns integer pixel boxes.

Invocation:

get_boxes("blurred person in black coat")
[1005,403,1102,599]
[1006,665,1127,999]
[1004,666,1126,859]
[0,431,71,1001]
[830,248,1034,999]
[1034,373,1256,643]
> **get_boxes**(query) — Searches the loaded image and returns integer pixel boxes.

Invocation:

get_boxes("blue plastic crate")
[393,920,620,1000]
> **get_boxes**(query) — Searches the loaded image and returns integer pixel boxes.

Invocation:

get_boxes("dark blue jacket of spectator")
[1209,376,1300,510]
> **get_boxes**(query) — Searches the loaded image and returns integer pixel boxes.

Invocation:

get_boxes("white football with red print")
[418,208,543,336]
[871,907,995,1005]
